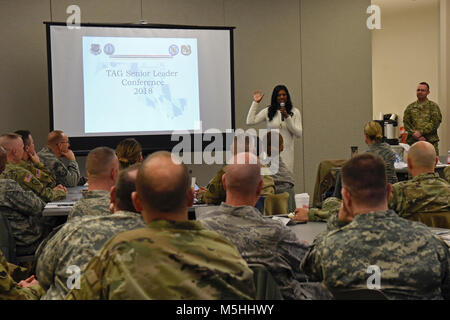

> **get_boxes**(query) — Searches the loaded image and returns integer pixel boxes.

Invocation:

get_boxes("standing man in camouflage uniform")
[36,164,145,300]
[403,82,442,154]
[67,147,119,221]
[301,153,450,299]
[0,250,44,300]
[0,133,66,203]
[198,152,331,300]
[389,141,449,220]
[37,130,82,187]
[15,130,56,189]
[0,146,47,256]
[67,151,255,300]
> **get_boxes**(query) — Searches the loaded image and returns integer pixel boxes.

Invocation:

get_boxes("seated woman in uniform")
[116,138,143,171]
[333,120,398,199]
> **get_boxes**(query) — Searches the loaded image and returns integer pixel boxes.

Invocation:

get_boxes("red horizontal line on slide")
[109,55,173,58]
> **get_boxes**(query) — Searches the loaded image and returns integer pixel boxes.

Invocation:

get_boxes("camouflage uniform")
[66,219,255,300]
[198,203,332,300]
[37,146,81,187]
[0,179,46,251]
[302,210,450,299]
[309,173,450,222]
[403,100,442,154]
[367,142,398,184]
[333,144,398,200]
[198,166,275,205]
[36,211,145,300]
[17,159,56,189]
[0,163,66,203]
[308,197,342,222]
[445,166,450,183]
[67,190,111,221]
[0,250,44,300]
[389,172,450,219]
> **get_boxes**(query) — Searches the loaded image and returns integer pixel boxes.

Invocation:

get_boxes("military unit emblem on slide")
[90,44,101,55]
[169,44,179,56]
[181,45,191,56]
[104,43,115,55]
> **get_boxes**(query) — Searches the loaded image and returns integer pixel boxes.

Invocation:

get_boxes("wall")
[372,0,448,156]
[0,0,373,195]
[0,0,52,149]
[301,0,373,196]
[225,0,304,192]
[440,0,450,160]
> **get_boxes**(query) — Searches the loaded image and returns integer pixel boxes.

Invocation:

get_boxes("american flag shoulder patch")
[24,174,32,183]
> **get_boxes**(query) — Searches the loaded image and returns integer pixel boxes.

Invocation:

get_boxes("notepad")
[45,201,76,209]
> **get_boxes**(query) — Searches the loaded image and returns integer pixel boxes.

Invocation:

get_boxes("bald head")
[86,147,118,178]
[408,141,437,171]
[0,146,7,174]
[136,151,190,213]
[225,152,262,195]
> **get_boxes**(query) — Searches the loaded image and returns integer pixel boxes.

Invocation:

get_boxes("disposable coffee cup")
[295,193,310,209]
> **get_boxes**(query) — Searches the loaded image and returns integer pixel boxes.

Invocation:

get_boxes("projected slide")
[82,36,200,133]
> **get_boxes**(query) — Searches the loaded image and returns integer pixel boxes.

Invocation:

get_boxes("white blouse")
[246,101,302,172]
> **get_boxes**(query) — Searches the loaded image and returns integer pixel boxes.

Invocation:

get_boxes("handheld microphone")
[280,102,285,121]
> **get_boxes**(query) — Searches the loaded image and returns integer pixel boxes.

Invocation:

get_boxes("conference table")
[43,187,201,219]
[288,221,326,244]
[43,191,327,243]
[42,186,87,217]
[43,190,449,247]
[286,219,449,246]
